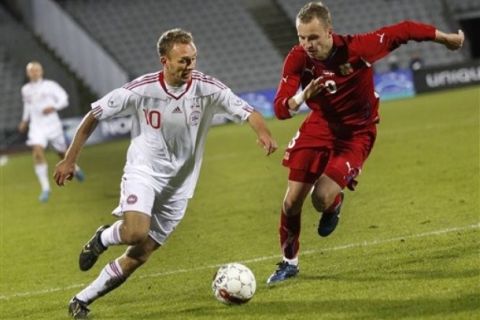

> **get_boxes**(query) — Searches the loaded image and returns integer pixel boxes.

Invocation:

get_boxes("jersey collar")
[158,71,193,100]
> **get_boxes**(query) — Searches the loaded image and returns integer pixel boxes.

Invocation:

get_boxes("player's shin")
[34,163,50,191]
[75,259,127,304]
[279,210,301,264]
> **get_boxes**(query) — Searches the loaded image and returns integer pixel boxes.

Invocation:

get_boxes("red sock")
[279,210,301,259]
[324,193,343,214]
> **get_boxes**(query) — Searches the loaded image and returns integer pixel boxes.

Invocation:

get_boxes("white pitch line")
[1,223,478,301]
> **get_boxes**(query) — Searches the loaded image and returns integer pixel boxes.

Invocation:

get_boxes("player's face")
[26,63,43,82]
[162,42,197,86]
[297,18,333,60]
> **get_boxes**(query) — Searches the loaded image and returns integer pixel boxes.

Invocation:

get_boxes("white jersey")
[91,70,253,200]
[21,79,69,134]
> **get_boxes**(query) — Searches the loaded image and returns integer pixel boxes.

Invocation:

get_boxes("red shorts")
[283,126,377,190]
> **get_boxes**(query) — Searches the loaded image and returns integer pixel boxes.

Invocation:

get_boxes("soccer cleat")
[38,190,50,203]
[318,192,344,237]
[68,297,90,319]
[266,261,299,285]
[74,168,85,182]
[79,225,109,271]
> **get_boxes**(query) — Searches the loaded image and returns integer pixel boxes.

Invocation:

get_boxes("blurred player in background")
[267,1,464,284]
[17,61,84,203]
[54,28,277,319]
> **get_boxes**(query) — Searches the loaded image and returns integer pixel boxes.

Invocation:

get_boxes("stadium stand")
[0,6,25,137]
[276,0,468,72]
[445,0,480,14]
[57,0,284,93]
[0,4,90,143]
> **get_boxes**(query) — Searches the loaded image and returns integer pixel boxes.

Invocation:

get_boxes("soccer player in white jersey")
[54,28,278,319]
[17,61,84,202]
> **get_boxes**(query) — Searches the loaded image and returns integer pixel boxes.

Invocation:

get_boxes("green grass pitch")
[1,86,479,319]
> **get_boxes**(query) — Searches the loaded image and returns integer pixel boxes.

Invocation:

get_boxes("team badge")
[189,111,201,126]
[126,194,138,204]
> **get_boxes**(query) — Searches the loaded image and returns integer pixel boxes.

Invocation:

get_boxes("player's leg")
[31,144,51,202]
[79,211,151,271]
[69,197,188,318]
[311,174,344,237]
[78,177,155,271]
[69,236,160,319]
[267,175,313,284]
[313,128,377,237]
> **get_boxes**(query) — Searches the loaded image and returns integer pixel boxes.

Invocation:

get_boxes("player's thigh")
[325,131,376,190]
[149,198,189,245]
[123,211,151,235]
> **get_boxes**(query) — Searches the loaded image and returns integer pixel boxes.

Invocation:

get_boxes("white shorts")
[112,175,188,245]
[27,127,67,152]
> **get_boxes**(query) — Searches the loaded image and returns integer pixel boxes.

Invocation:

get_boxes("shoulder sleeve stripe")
[123,72,159,89]
[191,71,227,89]
[192,76,227,90]
[92,105,103,119]
[124,78,158,91]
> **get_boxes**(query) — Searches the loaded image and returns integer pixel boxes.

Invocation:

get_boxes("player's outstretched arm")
[54,111,98,186]
[435,29,464,50]
[247,111,278,156]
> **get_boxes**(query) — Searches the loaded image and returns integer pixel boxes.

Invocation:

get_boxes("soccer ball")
[212,263,256,305]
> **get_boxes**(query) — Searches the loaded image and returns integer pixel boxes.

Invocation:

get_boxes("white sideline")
[1,223,478,301]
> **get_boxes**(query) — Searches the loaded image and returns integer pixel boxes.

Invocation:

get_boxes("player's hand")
[304,77,325,100]
[257,134,278,156]
[17,121,28,133]
[54,159,75,186]
[436,29,464,50]
[42,106,56,115]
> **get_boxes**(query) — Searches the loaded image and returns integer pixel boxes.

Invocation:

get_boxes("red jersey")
[274,21,436,131]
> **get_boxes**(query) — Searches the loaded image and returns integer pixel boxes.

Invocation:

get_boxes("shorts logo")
[126,194,138,204]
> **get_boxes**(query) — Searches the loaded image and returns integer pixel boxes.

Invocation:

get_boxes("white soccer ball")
[212,263,256,305]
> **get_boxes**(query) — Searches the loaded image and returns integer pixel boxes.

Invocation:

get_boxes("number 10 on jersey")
[143,109,161,129]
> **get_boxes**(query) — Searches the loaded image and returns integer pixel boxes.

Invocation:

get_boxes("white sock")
[34,163,50,192]
[76,259,126,304]
[74,164,81,172]
[100,220,123,247]
[283,256,299,266]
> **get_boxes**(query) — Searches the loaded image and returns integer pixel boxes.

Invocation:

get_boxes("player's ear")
[160,56,167,66]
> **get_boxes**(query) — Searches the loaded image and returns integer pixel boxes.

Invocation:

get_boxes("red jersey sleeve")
[273,47,306,120]
[350,20,436,64]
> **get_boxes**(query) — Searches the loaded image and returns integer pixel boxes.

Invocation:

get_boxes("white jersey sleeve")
[21,86,31,122]
[47,80,69,111]
[91,87,139,120]
[213,88,254,122]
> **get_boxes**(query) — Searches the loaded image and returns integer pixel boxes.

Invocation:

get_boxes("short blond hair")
[297,2,332,27]
[157,28,194,56]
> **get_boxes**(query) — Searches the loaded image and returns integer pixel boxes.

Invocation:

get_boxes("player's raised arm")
[54,111,98,186]
[247,111,278,156]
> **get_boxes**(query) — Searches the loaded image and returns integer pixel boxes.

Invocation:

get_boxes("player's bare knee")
[311,191,331,213]
[283,198,303,216]
[120,227,149,245]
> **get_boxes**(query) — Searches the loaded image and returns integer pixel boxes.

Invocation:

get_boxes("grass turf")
[0,86,478,319]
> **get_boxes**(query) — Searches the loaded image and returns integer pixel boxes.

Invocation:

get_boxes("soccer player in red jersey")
[267,1,464,284]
